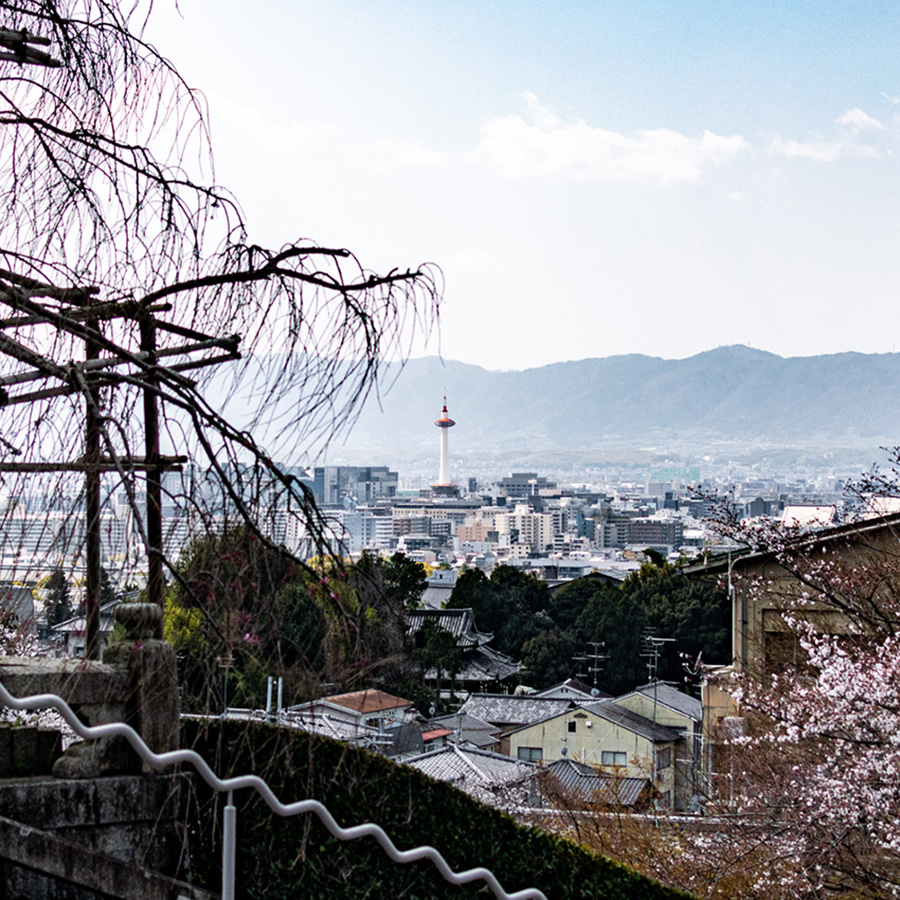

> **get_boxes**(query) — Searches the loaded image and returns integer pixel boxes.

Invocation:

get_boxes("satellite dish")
[591,687,600,697]
[428,706,436,717]
[560,746,568,756]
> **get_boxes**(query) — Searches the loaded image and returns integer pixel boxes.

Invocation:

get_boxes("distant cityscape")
[0,398,861,594]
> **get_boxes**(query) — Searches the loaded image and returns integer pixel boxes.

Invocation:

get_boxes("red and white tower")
[433,396,456,492]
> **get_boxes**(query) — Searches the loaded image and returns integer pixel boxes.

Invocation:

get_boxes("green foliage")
[576,583,649,695]
[380,551,428,610]
[620,561,729,684]
[446,567,491,613]
[448,557,730,695]
[183,718,691,900]
[41,568,72,627]
[520,625,577,687]
[447,565,549,658]
[169,533,443,711]
[547,576,602,634]
[99,566,116,606]
[414,617,462,676]
[171,525,317,711]
[414,617,462,714]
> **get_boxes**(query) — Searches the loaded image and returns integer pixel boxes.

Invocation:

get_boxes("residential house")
[686,511,900,787]
[612,683,702,810]
[50,599,118,657]
[457,695,578,751]
[405,745,540,809]
[427,711,502,752]
[285,689,423,759]
[503,701,682,810]
[531,678,609,702]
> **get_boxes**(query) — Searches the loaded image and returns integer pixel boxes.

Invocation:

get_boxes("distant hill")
[211,346,900,471]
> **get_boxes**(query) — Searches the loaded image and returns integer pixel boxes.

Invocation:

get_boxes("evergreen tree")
[43,568,72,627]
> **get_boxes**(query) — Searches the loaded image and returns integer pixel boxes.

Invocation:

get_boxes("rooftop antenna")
[573,641,608,689]
[641,629,674,730]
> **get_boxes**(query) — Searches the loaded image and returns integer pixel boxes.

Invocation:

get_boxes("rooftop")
[312,689,413,715]
[619,682,702,722]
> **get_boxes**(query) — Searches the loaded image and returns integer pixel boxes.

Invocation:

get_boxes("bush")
[182,719,692,900]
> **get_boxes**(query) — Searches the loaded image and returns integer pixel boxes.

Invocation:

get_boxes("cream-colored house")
[613,683,702,810]
[503,701,681,809]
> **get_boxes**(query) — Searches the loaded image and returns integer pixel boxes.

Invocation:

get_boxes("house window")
[517,746,543,762]
[765,631,813,675]
[567,720,577,733]
[655,747,672,771]
[601,751,627,767]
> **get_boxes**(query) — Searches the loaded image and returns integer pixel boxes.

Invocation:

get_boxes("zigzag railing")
[0,681,548,900]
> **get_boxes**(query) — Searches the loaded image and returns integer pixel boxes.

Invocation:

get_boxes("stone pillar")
[54,603,180,777]
[103,602,180,764]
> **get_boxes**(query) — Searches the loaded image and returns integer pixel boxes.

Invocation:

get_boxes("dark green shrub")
[183,719,692,900]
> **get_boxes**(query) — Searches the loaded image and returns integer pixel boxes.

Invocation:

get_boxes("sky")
[145,1,900,371]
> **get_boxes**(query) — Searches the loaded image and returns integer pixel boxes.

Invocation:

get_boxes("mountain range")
[215,346,900,475]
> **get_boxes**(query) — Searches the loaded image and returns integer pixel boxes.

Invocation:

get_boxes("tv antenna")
[573,641,608,689]
[641,629,674,683]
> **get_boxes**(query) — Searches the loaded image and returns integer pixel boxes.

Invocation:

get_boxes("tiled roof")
[458,694,576,728]
[430,711,496,732]
[406,607,493,648]
[434,645,520,684]
[622,683,702,722]
[582,701,682,743]
[546,758,649,808]
[429,712,500,749]
[421,585,454,610]
[532,678,610,700]
[406,745,536,788]
[51,599,119,632]
[533,677,593,697]
[380,722,424,758]
[318,689,412,715]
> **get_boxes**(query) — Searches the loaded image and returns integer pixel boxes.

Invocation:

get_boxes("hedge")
[182,719,692,900]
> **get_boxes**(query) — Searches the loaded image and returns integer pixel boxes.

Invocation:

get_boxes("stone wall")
[0,603,216,899]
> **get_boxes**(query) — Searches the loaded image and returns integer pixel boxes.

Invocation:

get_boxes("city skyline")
[146,2,900,371]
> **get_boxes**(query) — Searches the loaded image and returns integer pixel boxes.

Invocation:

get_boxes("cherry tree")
[684,478,900,898]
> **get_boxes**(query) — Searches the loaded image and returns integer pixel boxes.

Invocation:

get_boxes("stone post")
[53,602,180,777]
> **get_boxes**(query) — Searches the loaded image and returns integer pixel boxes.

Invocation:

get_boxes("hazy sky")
[146,1,900,371]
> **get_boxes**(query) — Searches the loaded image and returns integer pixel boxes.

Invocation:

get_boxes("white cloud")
[469,93,746,184]
[769,108,888,162]
[837,108,886,135]
[349,136,449,174]
[881,92,900,105]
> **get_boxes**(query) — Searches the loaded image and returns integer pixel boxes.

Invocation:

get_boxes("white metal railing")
[0,681,548,900]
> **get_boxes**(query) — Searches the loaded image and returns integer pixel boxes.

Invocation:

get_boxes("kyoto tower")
[433,396,457,495]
